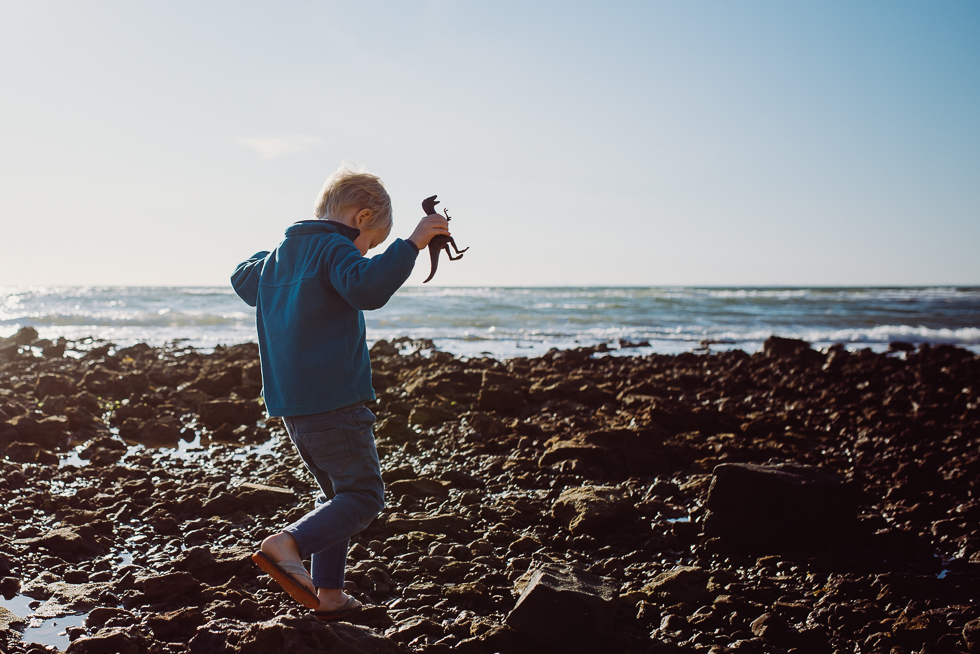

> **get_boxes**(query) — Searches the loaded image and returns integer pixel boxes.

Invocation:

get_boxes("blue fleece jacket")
[231,220,418,417]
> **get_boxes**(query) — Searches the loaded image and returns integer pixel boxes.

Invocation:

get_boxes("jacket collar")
[285,219,360,242]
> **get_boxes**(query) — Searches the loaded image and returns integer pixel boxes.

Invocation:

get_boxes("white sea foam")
[1,286,978,357]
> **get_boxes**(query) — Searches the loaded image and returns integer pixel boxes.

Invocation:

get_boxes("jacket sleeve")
[231,251,270,307]
[325,239,418,310]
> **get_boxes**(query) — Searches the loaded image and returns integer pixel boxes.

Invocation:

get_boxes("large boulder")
[701,462,858,552]
[552,485,637,536]
[506,564,617,653]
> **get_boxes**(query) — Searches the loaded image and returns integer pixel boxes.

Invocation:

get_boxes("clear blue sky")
[1,1,978,286]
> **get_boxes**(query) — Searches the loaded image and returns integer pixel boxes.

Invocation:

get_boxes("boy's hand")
[407,214,451,250]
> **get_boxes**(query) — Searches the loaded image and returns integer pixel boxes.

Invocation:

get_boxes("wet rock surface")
[0,330,976,653]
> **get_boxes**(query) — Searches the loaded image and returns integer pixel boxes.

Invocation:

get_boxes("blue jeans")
[281,403,384,589]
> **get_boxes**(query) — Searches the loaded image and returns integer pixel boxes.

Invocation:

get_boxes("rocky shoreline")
[0,327,978,654]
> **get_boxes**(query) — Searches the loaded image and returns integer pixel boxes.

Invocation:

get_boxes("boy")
[231,164,449,619]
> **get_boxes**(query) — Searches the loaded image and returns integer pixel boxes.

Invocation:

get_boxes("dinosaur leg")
[448,239,469,255]
[422,245,442,283]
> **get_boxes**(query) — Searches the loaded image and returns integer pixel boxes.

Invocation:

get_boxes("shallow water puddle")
[22,612,87,650]
[231,436,281,461]
[0,594,87,651]
[0,593,36,618]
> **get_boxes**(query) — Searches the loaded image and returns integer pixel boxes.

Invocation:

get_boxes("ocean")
[1,286,978,358]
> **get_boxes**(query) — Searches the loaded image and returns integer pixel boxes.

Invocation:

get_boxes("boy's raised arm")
[326,240,417,311]
[231,251,270,307]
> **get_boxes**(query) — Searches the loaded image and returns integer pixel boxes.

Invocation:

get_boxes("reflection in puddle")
[22,613,87,650]
[0,594,88,651]
[0,593,34,619]
[59,444,89,468]
[232,436,280,461]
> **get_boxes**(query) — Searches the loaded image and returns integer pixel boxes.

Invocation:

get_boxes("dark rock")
[387,478,451,498]
[5,441,59,465]
[763,335,813,358]
[236,482,296,506]
[199,400,262,430]
[65,629,139,654]
[370,339,399,357]
[477,371,527,412]
[35,374,77,400]
[390,616,445,643]
[188,615,404,654]
[701,462,857,552]
[15,526,103,557]
[40,394,67,416]
[552,485,637,536]
[142,571,201,600]
[0,326,38,346]
[0,576,20,596]
[202,492,247,516]
[190,367,243,397]
[384,513,469,535]
[85,608,136,629]
[506,564,616,653]
[375,415,414,442]
[131,418,181,446]
[7,414,69,449]
[965,617,980,654]
[642,566,712,606]
[146,607,205,640]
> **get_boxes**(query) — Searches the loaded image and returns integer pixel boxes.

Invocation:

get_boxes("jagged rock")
[642,566,713,606]
[142,572,201,600]
[66,627,141,654]
[15,527,103,557]
[5,441,59,465]
[236,482,296,506]
[188,615,404,654]
[383,513,469,535]
[0,606,25,631]
[506,564,616,653]
[199,399,262,430]
[552,486,637,536]
[190,367,243,397]
[387,478,451,498]
[701,462,857,552]
[965,617,980,654]
[477,371,527,412]
[7,414,69,449]
[375,415,414,441]
[35,374,78,400]
[763,335,813,358]
[146,607,205,640]
[86,607,136,628]
[1,326,38,346]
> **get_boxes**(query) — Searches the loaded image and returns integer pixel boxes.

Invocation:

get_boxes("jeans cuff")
[283,525,312,560]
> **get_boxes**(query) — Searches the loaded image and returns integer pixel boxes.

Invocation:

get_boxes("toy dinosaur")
[421,195,468,283]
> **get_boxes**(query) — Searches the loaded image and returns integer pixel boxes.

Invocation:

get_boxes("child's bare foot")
[258,532,317,598]
[316,588,362,612]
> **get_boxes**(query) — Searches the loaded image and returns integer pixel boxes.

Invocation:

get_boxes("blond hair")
[313,161,393,233]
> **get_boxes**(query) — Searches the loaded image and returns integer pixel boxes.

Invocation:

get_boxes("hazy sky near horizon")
[1,1,978,287]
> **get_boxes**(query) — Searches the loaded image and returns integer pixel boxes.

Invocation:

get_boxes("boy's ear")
[355,208,373,227]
